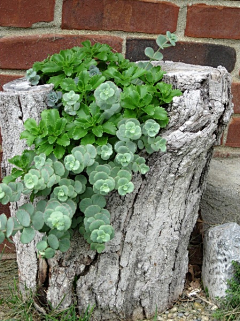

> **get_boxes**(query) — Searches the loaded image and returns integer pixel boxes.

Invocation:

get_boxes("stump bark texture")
[0,63,232,320]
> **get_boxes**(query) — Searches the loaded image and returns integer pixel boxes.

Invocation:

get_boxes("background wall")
[0,0,240,253]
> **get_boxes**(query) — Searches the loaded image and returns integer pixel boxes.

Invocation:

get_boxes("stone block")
[202,222,240,299]
[200,158,240,228]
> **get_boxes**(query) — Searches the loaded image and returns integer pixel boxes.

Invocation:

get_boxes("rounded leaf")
[32,211,45,231]
[16,209,31,227]
[36,240,48,251]
[20,227,35,244]
[0,231,5,244]
[59,238,71,252]
[85,205,101,217]
[6,217,14,238]
[48,234,59,250]
[44,248,55,259]
[144,47,155,59]
[0,214,7,230]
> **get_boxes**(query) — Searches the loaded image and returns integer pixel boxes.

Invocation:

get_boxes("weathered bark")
[0,63,232,320]
[0,79,53,294]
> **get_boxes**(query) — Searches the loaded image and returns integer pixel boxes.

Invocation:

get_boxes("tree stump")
[0,62,232,320]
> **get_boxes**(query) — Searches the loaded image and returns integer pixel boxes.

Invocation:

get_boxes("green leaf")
[37,142,54,156]
[23,118,39,135]
[48,74,65,88]
[61,78,77,91]
[16,209,31,227]
[6,217,14,238]
[36,240,48,251]
[153,52,163,61]
[59,238,70,252]
[71,127,88,140]
[123,109,137,118]
[20,130,35,146]
[44,248,55,259]
[53,145,65,159]
[21,203,34,216]
[20,227,35,244]
[32,211,45,230]
[41,61,62,73]
[153,107,168,121]
[144,47,155,59]
[81,133,95,145]
[0,231,5,244]
[3,169,24,184]
[95,136,108,146]
[102,122,116,135]
[156,35,167,49]
[0,214,7,230]
[57,134,70,147]
[48,234,59,250]
[48,136,57,144]
[92,126,103,137]
[90,242,105,253]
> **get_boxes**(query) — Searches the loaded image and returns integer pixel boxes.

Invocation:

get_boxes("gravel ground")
[0,259,219,321]
[151,291,218,321]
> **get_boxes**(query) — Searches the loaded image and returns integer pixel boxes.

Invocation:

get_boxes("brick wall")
[0,0,240,251]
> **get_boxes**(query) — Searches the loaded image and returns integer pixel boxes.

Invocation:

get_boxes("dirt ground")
[0,258,19,320]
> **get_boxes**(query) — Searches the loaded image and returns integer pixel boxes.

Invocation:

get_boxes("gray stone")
[200,158,240,229]
[202,222,240,299]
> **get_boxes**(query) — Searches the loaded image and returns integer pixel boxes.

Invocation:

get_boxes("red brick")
[0,35,123,70]
[232,82,240,114]
[62,0,179,34]
[0,74,23,91]
[0,0,55,27]
[185,4,240,39]
[126,39,236,73]
[225,117,240,147]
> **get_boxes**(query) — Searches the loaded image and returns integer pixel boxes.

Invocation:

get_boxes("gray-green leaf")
[20,227,35,244]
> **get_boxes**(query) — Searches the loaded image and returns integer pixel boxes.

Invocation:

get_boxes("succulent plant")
[142,119,160,137]
[116,119,142,141]
[97,143,113,160]
[46,91,62,109]
[1,35,181,258]
[0,183,12,205]
[94,81,121,110]
[26,68,40,86]
[88,65,101,77]
[62,90,80,115]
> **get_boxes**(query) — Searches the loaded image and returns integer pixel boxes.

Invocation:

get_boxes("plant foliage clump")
[0,32,182,257]
[213,261,240,320]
